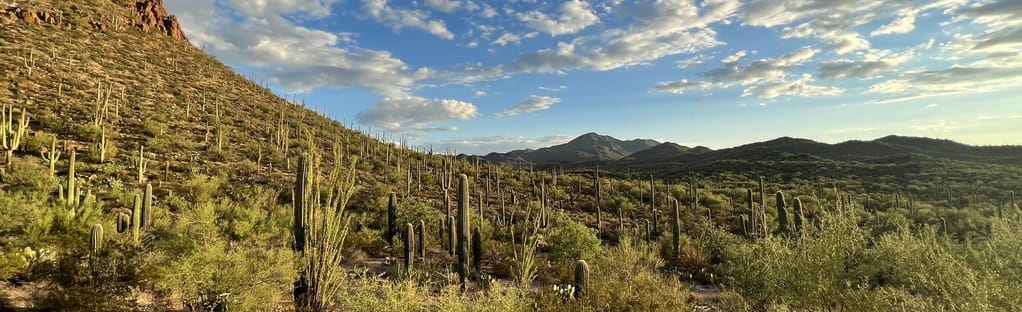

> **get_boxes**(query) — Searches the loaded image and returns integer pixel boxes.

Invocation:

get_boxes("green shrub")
[546,218,601,263]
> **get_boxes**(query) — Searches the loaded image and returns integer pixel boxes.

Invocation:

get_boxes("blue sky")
[166,0,1022,155]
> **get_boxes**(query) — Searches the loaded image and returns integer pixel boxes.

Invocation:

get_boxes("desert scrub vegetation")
[2,1,1021,310]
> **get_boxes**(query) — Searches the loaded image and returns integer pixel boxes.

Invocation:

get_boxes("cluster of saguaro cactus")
[2,104,30,164]
[116,213,129,234]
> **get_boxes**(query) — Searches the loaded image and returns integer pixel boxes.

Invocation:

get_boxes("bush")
[546,218,601,263]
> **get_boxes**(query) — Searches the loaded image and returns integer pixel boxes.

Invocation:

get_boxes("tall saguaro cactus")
[418,220,426,260]
[456,174,471,286]
[387,193,397,247]
[747,188,756,237]
[595,168,602,235]
[472,226,482,275]
[141,184,152,229]
[672,198,681,260]
[775,191,789,236]
[131,194,141,245]
[404,223,414,270]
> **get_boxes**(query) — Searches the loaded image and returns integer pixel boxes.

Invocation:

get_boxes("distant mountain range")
[480,133,1022,168]
[482,132,661,166]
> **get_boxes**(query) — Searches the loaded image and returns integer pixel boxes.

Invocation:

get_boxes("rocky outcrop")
[123,0,188,42]
[1,1,188,42]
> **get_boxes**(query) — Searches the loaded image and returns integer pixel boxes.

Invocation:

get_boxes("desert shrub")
[538,235,690,311]
[158,241,295,312]
[546,218,601,263]
[31,238,151,311]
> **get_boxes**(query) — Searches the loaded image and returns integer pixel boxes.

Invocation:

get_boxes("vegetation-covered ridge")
[0,0,1020,311]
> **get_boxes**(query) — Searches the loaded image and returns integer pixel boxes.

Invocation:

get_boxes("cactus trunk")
[574,260,590,298]
[456,174,471,286]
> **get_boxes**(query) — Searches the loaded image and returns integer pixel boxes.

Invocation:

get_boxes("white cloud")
[363,0,455,40]
[868,65,1022,103]
[517,0,600,36]
[425,0,462,13]
[649,79,713,95]
[537,85,567,91]
[741,74,845,98]
[722,50,747,63]
[496,96,561,117]
[817,49,914,80]
[511,0,738,73]
[492,32,538,46]
[356,96,479,130]
[473,90,487,97]
[226,0,342,18]
[871,13,917,36]
[166,1,431,96]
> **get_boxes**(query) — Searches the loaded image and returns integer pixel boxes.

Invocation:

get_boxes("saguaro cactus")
[747,188,756,237]
[574,260,590,299]
[387,193,397,247]
[472,226,482,275]
[66,152,77,208]
[90,224,103,254]
[404,223,414,270]
[131,193,141,245]
[775,192,789,235]
[141,183,152,229]
[418,220,426,260]
[456,174,471,285]
[672,198,681,259]
[116,213,129,234]
[793,197,805,234]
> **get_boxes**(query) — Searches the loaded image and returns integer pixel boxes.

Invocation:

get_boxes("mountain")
[623,142,711,162]
[482,132,659,165]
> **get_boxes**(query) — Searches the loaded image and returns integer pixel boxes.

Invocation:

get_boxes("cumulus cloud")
[496,96,561,117]
[741,74,844,98]
[817,49,914,80]
[167,1,431,96]
[868,65,1022,103]
[652,46,832,98]
[517,0,600,36]
[511,0,738,73]
[363,0,455,40]
[425,0,464,13]
[356,96,479,130]
[649,79,713,95]
[492,32,538,46]
[722,50,747,63]
[226,0,342,18]
[871,13,917,36]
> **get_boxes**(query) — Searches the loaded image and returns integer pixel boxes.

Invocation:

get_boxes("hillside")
[483,132,659,165]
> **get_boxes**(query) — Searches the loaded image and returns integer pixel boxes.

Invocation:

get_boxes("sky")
[165,0,1022,155]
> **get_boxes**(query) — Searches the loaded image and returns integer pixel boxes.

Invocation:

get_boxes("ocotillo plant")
[404,223,414,271]
[456,174,471,286]
[387,192,397,247]
[418,220,426,260]
[672,198,681,260]
[574,260,590,299]
[472,226,482,276]
[90,224,103,255]
[141,184,152,229]
[775,192,789,236]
